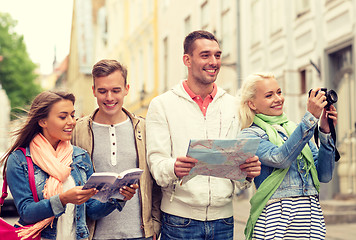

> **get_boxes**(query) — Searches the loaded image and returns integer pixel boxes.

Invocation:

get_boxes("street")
[1,210,18,226]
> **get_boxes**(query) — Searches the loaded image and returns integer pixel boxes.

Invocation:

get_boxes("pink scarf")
[16,133,73,240]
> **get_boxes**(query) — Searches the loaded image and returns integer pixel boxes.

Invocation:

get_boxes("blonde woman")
[238,73,337,240]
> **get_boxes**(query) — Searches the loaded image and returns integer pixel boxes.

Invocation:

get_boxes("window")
[115,3,124,41]
[130,56,137,100]
[221,0,231,55]
[251,0,262,45]
[147,41,154,93]
[184,15,191,36]
[98,8,108,46]
[163,37,169,91]
[163,0,172,8]
[221,0,229,11]
[138,49,144,96]
[300,69,306,94]
[270,0,282,35]
[300,68,314,95]
[296,0,310,18]
[201,1,209,30]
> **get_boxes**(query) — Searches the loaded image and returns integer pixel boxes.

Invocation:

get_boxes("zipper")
[206,176,211,221]
[170,180,179,202]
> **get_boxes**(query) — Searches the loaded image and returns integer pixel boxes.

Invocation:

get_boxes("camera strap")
[313,119,340,162]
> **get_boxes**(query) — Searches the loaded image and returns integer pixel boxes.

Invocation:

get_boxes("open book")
[182,138,260,184]
[83,168,143,202]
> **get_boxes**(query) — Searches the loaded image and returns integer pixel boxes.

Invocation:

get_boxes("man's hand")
[239,155,261,179]
[174,156,198,178]
[121,184,139,201]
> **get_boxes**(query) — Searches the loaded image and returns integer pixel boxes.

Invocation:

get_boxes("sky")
[0,0,73,74]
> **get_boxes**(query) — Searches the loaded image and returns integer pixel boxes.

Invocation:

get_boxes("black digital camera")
[308,88,338,108]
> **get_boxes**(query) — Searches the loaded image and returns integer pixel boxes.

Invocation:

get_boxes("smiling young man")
[146,30,261,240]
[71,59,161,240]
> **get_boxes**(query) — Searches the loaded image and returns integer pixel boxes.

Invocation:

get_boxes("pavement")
[232,196,356,240]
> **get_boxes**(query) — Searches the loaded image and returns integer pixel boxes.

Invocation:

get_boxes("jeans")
[94,238,152,240]
[160,212,234,240]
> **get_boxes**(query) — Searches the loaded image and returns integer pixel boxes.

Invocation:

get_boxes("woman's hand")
[120,184,139,201]
[319,105,338,133]
[307,88,328,119]
[59,186,98,206]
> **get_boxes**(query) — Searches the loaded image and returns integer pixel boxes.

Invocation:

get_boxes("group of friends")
[0,30,338,240]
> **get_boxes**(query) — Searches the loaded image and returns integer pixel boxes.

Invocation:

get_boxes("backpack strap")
[0,147,39,207]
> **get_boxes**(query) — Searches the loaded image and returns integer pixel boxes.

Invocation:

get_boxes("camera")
[308,88,338,108]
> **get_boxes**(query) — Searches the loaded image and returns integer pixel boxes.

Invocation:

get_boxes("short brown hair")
[92,59,128,86]
[183,30,219,55]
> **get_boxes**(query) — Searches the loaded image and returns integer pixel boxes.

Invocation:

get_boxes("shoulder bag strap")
[18,147,39,202]
[0,148,39,207]
[0,174,8,206]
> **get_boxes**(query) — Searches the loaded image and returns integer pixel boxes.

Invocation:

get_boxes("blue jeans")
[160,212,234,240]
[101,238,152,240]
[120,238,153,240]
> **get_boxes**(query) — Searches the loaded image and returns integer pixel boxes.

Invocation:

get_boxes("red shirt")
[182,80,217,116]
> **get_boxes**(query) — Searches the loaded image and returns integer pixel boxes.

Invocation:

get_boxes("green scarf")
[244,113,320,240]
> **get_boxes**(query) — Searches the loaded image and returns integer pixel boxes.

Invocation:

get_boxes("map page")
[182,138,260,184]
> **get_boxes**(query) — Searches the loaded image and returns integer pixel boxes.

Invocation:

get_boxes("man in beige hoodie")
[146,30,261,240]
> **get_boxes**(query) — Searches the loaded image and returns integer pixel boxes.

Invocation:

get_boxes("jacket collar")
[89,107,140,127]
[172,80,226,102]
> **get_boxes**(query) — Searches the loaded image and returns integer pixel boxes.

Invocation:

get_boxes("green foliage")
[0,12,42,118]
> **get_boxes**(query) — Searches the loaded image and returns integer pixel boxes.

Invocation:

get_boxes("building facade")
[67,0,159,117]
[157,0,240,95]
[239,0,356,198]
[66,0,355,198]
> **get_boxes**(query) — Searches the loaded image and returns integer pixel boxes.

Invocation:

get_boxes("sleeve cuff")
[169,158,179,180]
[318,129,334,147]
[50,194,65,217]
[303,111,319,128]
[235,179,252,190]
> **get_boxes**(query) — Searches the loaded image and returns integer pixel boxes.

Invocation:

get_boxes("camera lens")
[326,90,338,104]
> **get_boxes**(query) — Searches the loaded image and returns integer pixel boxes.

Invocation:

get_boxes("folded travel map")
[182,138,260,184]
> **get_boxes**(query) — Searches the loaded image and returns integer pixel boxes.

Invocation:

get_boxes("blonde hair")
[238,73,276,130]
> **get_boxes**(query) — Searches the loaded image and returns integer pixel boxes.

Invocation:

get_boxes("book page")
[82,174,118,202]
[83,168,143,202]
[110,169,143,200]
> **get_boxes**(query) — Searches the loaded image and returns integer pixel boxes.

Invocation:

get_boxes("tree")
[0,12,41,117]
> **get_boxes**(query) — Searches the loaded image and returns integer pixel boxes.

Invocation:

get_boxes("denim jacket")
[6,146,124,240]
[239,112,335,199]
